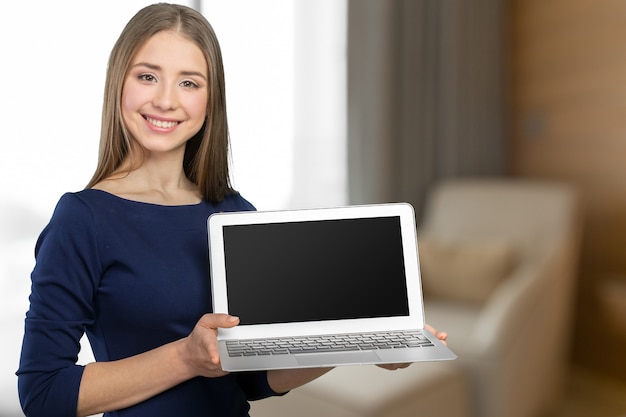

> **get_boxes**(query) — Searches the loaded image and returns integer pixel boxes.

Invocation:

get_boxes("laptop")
[208,202,456,371]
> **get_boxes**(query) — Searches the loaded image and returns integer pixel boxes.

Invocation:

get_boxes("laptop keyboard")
[225,330,435,357]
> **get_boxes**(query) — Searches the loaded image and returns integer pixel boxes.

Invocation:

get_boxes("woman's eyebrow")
[130,62,208,81]
[180,70,208,81]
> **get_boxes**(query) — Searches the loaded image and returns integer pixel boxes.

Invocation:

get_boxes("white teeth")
[146,117,178,128]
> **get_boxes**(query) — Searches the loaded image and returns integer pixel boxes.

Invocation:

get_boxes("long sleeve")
[18,193,101,416]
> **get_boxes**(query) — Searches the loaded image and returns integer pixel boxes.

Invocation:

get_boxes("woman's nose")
[152,84,178,110]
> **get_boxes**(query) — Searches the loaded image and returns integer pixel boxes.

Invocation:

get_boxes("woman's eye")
[138,74,156,82]
[181,80,199,89]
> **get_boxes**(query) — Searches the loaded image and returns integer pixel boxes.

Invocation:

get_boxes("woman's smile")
[143,115,181,130]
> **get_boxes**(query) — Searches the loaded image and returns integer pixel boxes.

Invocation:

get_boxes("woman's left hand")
[425,323,448,346]
[375,323,448,371]
[376,362,411,370]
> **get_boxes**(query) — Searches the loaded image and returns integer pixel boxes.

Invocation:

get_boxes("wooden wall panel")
[510,0,626,381]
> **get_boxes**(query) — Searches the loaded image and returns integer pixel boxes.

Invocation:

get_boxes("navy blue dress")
[17,189,279,417]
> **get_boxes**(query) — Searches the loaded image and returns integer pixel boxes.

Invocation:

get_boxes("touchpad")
[296,351,381,367]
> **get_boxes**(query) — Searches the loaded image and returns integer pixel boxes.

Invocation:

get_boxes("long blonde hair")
[86,3,233,202]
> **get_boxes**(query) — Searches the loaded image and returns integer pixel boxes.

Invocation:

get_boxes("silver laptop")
[208,202,456,371]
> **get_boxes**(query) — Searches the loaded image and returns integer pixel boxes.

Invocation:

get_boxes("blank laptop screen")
[221,216,410,325]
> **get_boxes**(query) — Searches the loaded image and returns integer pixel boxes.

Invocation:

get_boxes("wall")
[509,0,626,381]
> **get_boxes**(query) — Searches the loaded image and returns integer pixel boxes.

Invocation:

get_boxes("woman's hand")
[179,313,240,378]
[425,323,448,346]
[77,314,240,416]
[376,323,448,371]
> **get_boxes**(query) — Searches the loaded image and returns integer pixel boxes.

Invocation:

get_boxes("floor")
[1,366,623,417]
[542,367,626,417]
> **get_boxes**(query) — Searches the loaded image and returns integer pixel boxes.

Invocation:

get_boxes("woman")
[17,4,447,417]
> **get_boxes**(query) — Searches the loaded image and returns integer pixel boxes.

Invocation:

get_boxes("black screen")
[222,216,410,325]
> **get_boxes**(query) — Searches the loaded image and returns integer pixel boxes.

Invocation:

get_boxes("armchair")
[250,178,582,417]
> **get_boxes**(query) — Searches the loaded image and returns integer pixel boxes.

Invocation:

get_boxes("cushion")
[418,237,517,304]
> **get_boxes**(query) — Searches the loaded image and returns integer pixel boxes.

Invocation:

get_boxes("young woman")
[17,4,447,417]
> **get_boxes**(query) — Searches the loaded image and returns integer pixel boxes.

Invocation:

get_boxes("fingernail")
[229,315,240,322]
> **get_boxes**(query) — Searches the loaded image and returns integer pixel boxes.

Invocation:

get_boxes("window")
[202,0,347,209]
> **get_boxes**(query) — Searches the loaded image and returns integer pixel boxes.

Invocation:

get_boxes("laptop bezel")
[208,202,426,341]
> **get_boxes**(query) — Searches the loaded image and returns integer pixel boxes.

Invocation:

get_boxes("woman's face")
[121,30,208,158]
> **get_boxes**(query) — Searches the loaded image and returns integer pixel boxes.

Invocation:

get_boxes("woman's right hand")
[180,313,240,378]
[77,313,240,416]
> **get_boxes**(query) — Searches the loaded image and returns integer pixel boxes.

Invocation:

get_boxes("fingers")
[184,314,241,378]
[377,363,411,371]
[198,314,239,364]
[425,323,448,346]
[199,313,240,330]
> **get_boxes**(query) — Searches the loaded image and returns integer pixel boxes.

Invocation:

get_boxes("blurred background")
[2,0,626,416]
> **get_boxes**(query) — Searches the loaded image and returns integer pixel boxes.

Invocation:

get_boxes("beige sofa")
[250,178,582,417]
